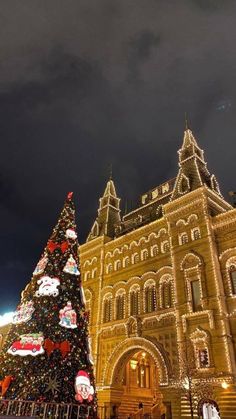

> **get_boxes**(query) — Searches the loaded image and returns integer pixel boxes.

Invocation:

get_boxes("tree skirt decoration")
[75,370,94,402]
[59,301,77,329]
[35,276,60,297]
[63,254,80,276]
[12,301,35,324]
[7,333,44,356]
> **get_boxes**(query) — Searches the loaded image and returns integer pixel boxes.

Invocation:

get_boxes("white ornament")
[59,301,77,329]
[12,301,35,324]
[7,333,44,357]
[63,254,80,276]
[66,229,77,240]
[35,276,60,297]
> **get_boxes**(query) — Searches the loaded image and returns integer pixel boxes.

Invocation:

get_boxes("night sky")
[0,0,236,314]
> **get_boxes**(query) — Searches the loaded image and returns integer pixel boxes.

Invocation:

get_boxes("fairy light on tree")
[0,193,96,414]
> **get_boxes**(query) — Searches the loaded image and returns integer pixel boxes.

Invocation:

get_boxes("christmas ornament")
[66,228,77,240]
[0,375,13,396]
[35,276,60,297]
[33,254,48,276]
[7,333,44,356]
[59,301,77,329]
[63,254,80,275]
[47,240,69,254]
[44,338,70,358]
[12,301,35,324]
[45,375,60,395]
[67,192,73,200]
[75,370,94,402]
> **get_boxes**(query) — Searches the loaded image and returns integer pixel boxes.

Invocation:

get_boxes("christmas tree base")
[0,399,97,418]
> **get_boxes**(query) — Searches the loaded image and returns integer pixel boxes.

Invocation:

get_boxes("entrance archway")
[102,337,170,418]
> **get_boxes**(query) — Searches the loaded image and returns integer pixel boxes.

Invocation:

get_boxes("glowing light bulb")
[221,381,229,389]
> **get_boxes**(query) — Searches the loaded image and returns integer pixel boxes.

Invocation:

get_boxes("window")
[103,298,112,323]
[162,241,169,253]
[151,245,158,257]
[107,264,113,274]
[130,291,139,315]
[123,257,130,268]
[198,348,209,368]
[191,280,202,312]
[133,253,139,264]
[179,233,188,245]
[145,286,156,313]
[141,249,148,261]
[115,260,121,271]
[116,294,125,320]
[192,228,201,241]
[229,266,236,295]
[92,268,97,278]
[84,271,90,281]
[162,282,172,308]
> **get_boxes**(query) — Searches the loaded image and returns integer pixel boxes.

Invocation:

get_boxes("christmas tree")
[0,193,96,415]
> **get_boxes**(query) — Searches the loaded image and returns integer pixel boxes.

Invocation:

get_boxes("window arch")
[103,294,112,323]
[190,328,211,369]
[159,275,173,309]
[123,256,130,268]
[106,263,113,274]
[141,249,148,261]
[161,241,170,253]
[91,268,97,278]
[151,245,158,257]
[114,260,121,271]
[144,281,157,313]
[191,228,201,241]
[115,291,125,320]
[179,232,188,245]
[132,253,140,264]
[129,285,140,315]
[84,271,90,281]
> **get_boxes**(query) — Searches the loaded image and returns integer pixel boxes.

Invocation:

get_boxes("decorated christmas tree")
[0,193,96,415]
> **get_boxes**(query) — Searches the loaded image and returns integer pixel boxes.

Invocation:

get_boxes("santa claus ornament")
[75,370,94,402]
[35,276,60,297]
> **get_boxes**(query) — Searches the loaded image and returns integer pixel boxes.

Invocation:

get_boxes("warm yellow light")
[221,381,229,389]
[142,352,146,358]
[130,359,138,370]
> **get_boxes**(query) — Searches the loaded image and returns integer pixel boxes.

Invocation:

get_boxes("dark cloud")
[0,0,236,313]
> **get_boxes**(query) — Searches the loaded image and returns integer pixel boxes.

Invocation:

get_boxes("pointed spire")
[87,178,121,241]
[171,128,221,200]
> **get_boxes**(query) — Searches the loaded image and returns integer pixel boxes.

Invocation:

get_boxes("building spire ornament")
[171,127,222,200]
[87,176,121,241]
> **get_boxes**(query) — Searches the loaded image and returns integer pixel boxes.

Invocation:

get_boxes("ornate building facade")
[80,129,236,418]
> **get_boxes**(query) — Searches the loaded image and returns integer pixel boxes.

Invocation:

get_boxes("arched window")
[162,282,172,308]
[141,249,148,261]
[84,271,90,281]
[229,265,236,295]
[123,257,130,268]
[179,233,188,245]
[161,241,170,253]
[92,268,97,278]
[115,260,121,271]
[116,293,125,320]
[198,348,210,368]
[107,263,113,274]
[145,286,157,313]
[132,253,140,264]
[130,288,140,315]
[103,297,112,323]
[191,228,201,241]
[151,245,158,257]
[191,279,202,312]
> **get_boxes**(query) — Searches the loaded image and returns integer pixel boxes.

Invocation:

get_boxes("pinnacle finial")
[185,112,188,130]
[109,163,113,180]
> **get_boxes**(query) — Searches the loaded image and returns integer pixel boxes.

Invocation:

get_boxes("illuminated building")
[80,129,236,418]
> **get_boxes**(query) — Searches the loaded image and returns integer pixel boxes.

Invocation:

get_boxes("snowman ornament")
[75,370,94,402]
